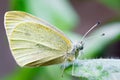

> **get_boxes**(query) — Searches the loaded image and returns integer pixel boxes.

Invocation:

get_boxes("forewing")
[10,22,72,67]
[4,11,68,39]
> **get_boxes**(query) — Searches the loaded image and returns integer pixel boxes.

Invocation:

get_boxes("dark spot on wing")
[35,44,42,48]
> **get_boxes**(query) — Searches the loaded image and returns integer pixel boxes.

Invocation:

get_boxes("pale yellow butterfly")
[4,11,99,75]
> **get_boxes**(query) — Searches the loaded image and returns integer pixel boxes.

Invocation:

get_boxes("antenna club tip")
[97,21,100,25]
[101,33,105,36]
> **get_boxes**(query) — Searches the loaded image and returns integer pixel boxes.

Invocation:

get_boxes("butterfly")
[4,11,99,75]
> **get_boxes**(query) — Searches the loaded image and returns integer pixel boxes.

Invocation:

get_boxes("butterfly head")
[76,41,84,51]
[66,41,84,62]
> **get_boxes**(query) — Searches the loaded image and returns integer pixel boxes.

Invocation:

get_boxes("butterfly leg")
[77,50,83,60]
[61,54,68,77]
[72,61,75,75]
[72,50,83,76]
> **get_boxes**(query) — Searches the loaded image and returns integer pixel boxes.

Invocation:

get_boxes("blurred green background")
[0,0,120,80]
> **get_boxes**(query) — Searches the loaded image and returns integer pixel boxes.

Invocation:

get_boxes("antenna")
[80,22,100,42]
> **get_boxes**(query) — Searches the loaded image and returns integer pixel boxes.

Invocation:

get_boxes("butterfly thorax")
[67,41,84,62]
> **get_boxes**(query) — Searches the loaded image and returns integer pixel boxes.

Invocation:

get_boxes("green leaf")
[66,59,120,80]
[81,22,120,58]
[5,65,71,80]
[10,0,79,32]
[5,67,42,80]
[98,0,120,12]
[10,0,28,11]
[65,22,120,79]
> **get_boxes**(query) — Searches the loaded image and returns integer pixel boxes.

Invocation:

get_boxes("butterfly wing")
[4,11,73,67]
[4,11,67,39]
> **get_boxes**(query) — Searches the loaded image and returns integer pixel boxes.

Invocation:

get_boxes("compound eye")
[76,42,84,50]
[79,46,83,50]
